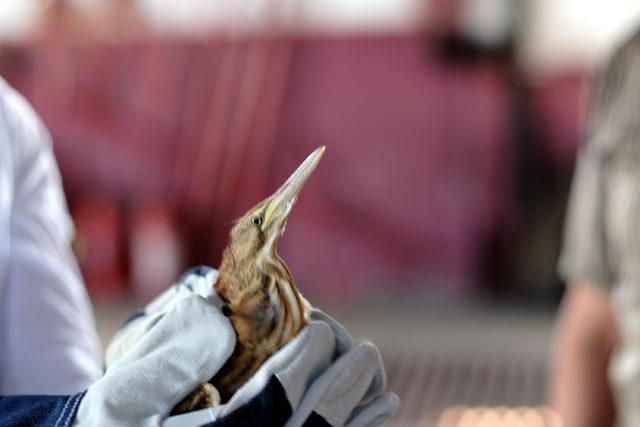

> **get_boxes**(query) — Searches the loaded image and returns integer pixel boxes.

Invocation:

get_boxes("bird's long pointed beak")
[262,146,325,230]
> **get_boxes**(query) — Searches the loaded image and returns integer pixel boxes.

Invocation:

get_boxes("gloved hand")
[79,267,399,427]
[202,307,400,427]
[73,289,236,427]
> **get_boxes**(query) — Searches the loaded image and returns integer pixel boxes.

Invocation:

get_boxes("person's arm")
[553,71,619,423]
[0,78,102,394]
[549,283,619,427]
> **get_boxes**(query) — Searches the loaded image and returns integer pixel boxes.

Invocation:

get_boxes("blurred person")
[551,29,640,427]
[0,77,398,425]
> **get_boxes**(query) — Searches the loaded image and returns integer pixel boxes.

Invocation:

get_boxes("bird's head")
[215,146,325,309]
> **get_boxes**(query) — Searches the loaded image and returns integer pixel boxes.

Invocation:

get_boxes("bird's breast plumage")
[212,270,309,401]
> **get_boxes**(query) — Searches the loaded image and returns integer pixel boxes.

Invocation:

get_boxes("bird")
[172,146,326,415]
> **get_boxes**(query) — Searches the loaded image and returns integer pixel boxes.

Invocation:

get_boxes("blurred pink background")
[1,1,638,425]
[1,0,592,301]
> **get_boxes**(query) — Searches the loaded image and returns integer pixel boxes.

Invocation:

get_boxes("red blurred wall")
[0,34,583,298]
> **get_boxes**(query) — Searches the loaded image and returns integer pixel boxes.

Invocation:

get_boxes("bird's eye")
[251,216,263,227]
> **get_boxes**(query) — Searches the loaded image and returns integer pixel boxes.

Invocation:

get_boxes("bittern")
[173,146,325,414]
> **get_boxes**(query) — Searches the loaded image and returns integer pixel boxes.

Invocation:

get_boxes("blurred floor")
[94,296,555,427]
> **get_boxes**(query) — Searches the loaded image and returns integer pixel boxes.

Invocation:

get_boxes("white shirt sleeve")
[0,78,102,395]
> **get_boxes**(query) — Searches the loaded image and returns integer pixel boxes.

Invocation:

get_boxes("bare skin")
[549,283,620,427]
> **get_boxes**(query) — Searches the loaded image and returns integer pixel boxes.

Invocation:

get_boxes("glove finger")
[78,295,236,425]
[308,311,387,406]
[286,341,382,427]
[107,269,223,367]
[358,347,387,406]
[115,295,235,402]
[276,322,336,408]
[346,392,400,427]
[309,309,353,353]
[215,320,335,419]
[314,342,382,426]
[107,285,181,366]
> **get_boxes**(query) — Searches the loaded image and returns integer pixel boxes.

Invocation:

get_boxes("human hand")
[77,267,398,427]
[74,274,236,427]
[191,307,399,427]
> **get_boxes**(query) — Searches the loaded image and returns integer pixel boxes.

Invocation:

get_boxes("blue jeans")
[0,392,85,427]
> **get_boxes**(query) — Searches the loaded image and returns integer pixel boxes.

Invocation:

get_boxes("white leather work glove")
[83,267,399,427]
[74,271,236,426]
[195,307,400,427]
